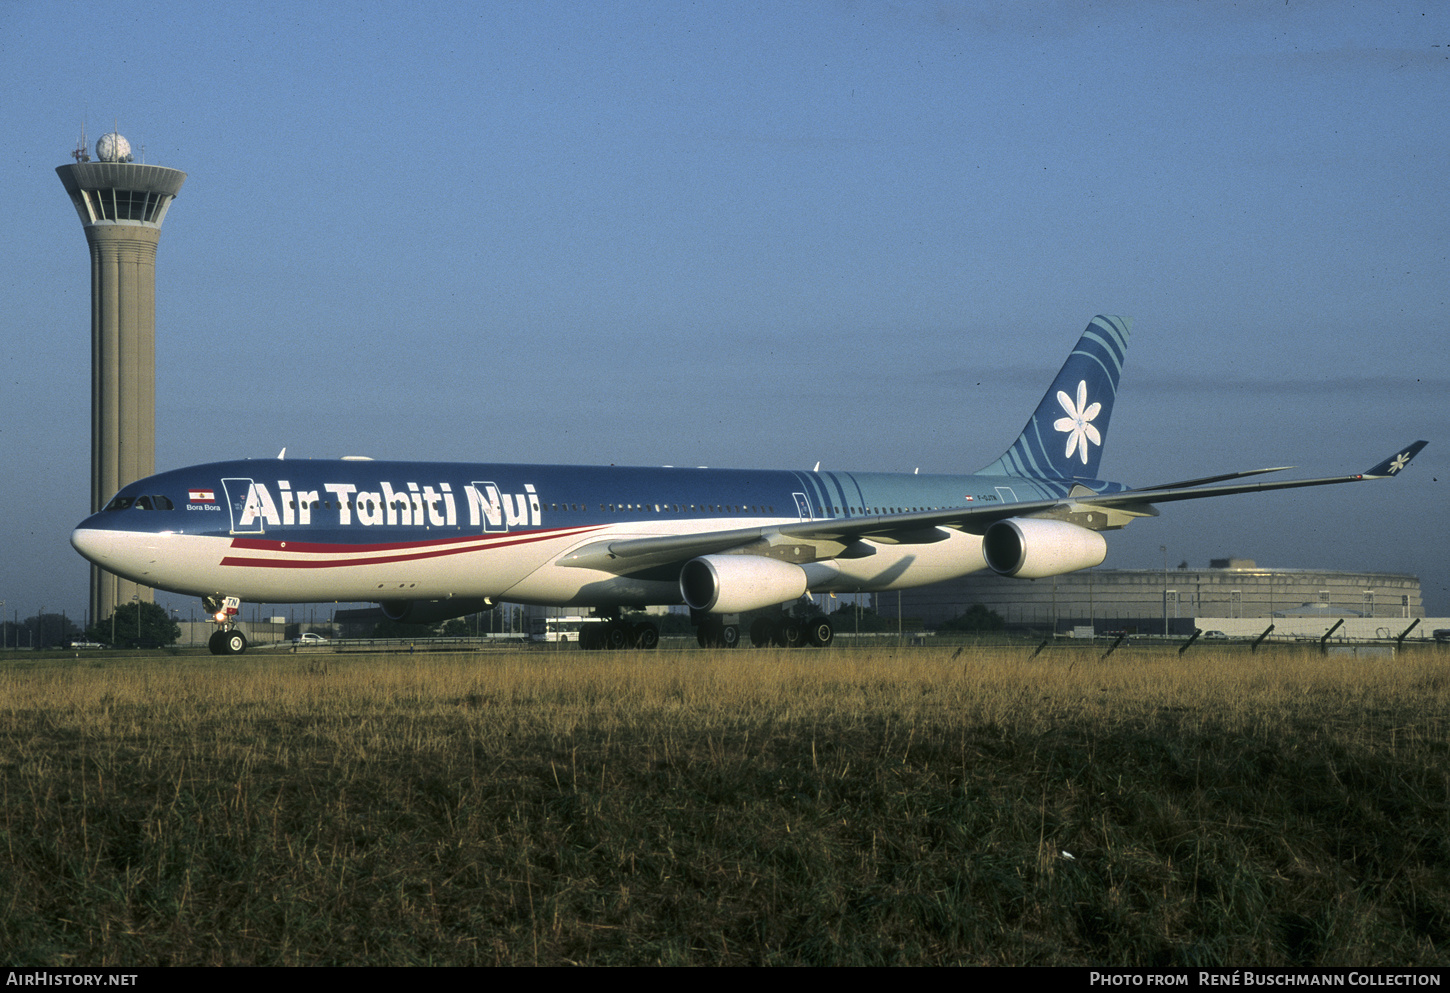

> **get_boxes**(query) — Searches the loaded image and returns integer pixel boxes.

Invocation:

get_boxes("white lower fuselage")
[72,513,992,607]
[71,459,1056,609]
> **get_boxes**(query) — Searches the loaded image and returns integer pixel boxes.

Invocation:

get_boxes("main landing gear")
[578,612,660,650]
[693,607,835,649]
[747,614,834,648]
[697,616,741,648]
[202,594,248,656]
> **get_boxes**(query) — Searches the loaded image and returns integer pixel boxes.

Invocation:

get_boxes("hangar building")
[884,558,1423,636]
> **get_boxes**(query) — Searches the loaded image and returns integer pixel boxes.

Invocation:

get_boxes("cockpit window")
[102,493,175,511]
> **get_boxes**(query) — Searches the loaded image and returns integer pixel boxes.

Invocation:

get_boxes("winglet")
[1363,441,1428,478]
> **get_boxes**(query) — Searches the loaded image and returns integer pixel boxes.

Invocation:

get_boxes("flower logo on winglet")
[1054,380,1102,465]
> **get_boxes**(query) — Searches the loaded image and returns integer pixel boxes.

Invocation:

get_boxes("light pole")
[1161,545,1168,637]
[133,593,141,644]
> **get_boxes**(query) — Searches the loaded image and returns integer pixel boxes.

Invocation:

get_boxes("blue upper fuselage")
[78,458,1129,543]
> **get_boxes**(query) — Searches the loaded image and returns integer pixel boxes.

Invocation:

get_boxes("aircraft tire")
[774,619,803,648]
[223,630,248,655]
[634,622,660,650]
[208,630,226,655]
[749,617,773,647]
[806,617,834,648]
[718,623,740,649]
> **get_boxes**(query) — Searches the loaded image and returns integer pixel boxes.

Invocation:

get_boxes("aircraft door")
[221,478,264,534]
[469,481,509,533]
[793,492,812,521]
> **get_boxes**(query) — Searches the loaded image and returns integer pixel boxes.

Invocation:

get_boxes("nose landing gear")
[207,628,248,655]
[203,595,248,655]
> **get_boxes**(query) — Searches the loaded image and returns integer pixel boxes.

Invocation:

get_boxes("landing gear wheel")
[750,617,773,648]
[806,616,834,648]
[696,620,739,648]
[634,622,660,650]
[774,619,803,648]
[604,625,628,650]
[208,630,226,655]
[223,630,248,655]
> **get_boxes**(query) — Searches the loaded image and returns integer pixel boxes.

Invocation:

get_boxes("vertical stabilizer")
[977,315,1131,480]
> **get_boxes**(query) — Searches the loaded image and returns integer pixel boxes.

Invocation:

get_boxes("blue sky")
[3,0,1447,624]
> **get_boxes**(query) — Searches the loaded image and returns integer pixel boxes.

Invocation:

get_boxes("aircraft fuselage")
[71,459,1117,608]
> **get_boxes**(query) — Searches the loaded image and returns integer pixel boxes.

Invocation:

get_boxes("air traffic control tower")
[56,131,185,626]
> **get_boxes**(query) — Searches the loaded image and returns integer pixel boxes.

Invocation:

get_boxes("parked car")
[68,640,106,649]
[293,632,329,645]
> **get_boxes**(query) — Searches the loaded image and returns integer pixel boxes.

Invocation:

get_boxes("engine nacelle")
[679,554,808,614]
[982,518,1107,579]
[379,597,495,625]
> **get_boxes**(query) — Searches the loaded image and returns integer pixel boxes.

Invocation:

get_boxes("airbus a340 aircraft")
[72,316,1426,654]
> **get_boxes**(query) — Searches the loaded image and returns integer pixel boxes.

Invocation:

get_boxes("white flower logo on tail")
[1053,380,1102,465]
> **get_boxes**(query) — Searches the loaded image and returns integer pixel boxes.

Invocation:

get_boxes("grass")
[0,643,1447,965]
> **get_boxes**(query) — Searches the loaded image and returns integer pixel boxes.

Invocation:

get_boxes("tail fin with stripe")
[977,315,1132,480]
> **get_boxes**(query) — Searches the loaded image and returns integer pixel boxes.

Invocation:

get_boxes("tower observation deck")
[56,132,186,629]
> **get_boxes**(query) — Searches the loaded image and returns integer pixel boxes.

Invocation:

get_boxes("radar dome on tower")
[96,132,132,163]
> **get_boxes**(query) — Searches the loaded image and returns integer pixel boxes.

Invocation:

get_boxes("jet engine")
[679,554,809,614]
[379,597,495,625]
[982,518,1107,579]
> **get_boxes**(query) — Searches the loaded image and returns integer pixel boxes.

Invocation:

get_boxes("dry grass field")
[1,642,1446,965]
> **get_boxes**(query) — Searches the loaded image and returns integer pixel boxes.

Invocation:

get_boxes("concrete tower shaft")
[57,158,186,628]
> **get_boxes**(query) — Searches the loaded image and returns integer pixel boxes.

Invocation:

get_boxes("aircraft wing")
[1079,439,1428,510]
[556,441,1427,576]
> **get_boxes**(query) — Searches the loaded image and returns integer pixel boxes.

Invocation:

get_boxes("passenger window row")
[594,503,778,514]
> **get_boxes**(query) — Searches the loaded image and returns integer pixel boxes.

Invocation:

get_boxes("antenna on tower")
[71,122,90,163]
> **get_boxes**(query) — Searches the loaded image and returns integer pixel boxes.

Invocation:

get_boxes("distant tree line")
[0,602,184,649]
[84,602,181,648]
[0,601,1004,649]
[0,612,82,650]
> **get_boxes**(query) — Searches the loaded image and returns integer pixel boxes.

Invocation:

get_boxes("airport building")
[882,558,1424,636]
[56,130,185,626]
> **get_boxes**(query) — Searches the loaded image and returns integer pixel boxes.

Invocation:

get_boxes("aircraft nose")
[71,526,122,569]
[72,523,166,588]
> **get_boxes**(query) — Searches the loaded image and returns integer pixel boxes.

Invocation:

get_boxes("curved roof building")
[887,558,1422,636]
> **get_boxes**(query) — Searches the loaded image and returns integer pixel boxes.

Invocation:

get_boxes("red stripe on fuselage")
[218,525,605,569]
